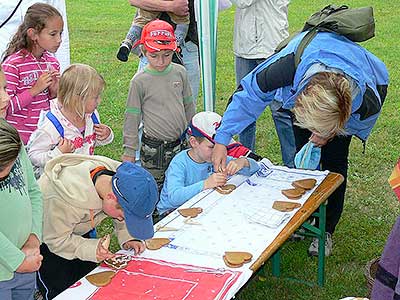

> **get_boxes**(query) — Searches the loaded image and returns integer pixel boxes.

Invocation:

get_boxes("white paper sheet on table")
[54,158,329,300]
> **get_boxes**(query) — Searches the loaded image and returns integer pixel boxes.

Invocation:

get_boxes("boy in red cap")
[117,7,188,62]
[122,19,195,191]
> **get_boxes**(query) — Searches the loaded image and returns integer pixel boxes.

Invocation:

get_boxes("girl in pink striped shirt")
[2,3,63,144]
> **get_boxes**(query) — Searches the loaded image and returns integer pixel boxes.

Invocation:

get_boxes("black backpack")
[276,5,375,67]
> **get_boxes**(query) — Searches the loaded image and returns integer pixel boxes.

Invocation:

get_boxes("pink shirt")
[2,49,60,144]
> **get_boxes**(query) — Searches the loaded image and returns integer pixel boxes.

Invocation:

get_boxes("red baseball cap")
[133,19,177,53]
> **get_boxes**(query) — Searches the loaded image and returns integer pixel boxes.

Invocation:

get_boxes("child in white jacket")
[27,64,113,177]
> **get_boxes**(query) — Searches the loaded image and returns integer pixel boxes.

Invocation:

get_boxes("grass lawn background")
[66,0,400,299]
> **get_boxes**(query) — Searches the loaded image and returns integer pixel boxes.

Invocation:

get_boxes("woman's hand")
[212,143,227,174]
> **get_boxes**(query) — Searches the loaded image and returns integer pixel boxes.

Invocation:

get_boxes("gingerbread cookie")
[104,254,131,270]
[272,201,302,212]
[281,188,305,200]
[292,178,317,190]
[178,207,203,218]
[86,271,115,287]
[215,184,236,195]
[145,238,171,250]
[223,251,253,268]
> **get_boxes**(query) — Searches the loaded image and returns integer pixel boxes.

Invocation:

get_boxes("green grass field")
[66,1,400,299]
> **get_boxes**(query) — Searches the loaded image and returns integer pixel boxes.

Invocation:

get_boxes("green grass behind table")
[66,1,400,299]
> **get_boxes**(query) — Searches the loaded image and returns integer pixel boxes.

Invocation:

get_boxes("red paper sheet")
[87,257,241,300]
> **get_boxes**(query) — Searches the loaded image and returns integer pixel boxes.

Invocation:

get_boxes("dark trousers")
[293,125,352,234]
[37,243,97,300]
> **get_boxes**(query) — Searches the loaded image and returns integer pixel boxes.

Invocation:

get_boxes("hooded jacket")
[38,154,134,262]
[215,31,389,145]
[231,0,289,59]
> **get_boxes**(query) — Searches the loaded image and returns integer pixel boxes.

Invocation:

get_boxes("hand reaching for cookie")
[226,157,249,175]
[122,240,146,255]
[204,172,227,190]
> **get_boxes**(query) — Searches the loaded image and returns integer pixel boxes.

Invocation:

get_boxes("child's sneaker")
[117,40,132,62]
[308,232,333,257]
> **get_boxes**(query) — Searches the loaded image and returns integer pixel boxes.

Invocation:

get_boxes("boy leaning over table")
[36,154,158,299]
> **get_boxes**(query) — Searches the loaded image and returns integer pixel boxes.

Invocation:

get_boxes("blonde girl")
[0,119,43,300]
[2,3,63,144]
[27,63,114,177]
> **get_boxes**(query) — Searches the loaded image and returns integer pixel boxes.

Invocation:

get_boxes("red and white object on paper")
[87,257,241,300]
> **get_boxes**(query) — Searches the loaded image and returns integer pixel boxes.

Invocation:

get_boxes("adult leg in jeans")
[270,100,296,167]
[235,56,262,151]
[293,125,352,234]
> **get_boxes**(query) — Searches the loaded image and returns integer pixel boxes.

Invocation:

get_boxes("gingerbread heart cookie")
[215,184,236,195]
[223,251,253,268]
[272,201,302,212]
[292,178,317,190]
[86,271,115,287]
[281,188,305,199]
[145,238,171,250]
[178,207,203,218]
[104,254,131,270]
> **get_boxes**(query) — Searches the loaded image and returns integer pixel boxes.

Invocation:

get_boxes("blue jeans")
[0,272,36,300]
[235,56,296,167]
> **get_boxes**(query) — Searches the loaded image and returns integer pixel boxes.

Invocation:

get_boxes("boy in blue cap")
[36,154,158,299]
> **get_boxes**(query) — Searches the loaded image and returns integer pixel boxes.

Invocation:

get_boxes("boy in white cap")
[36,154,158,299]
[122,19,195,191]
[157,111,260,216]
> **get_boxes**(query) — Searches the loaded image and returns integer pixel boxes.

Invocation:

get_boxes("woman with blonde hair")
[27,63,114,177]
[0,118,43,300]
[212,31,389,257]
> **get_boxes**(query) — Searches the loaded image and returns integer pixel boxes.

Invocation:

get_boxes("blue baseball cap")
[111,162,158,240]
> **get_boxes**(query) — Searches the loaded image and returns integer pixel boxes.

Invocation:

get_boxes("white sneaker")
[308,232,333,257]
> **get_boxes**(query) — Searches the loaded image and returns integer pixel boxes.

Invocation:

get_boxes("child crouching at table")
[157,111,260,217]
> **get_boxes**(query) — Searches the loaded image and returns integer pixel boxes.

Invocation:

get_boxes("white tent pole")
[196,0,218,112]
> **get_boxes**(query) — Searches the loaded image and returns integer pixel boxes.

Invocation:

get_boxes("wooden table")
[250,172,344,286]
[54,170,344,299]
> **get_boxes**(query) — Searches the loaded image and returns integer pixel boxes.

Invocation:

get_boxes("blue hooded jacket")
[215,31,389,145]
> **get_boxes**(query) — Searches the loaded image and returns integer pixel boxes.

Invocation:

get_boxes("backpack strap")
[46,111,64,138]
[91,113,100,125]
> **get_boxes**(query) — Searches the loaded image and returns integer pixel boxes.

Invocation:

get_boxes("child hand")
[21,234,40,256]
[94,124,111,141]
[48,70,60,98]
[204,172,227,190]
[121,155,135,162]
[96,237,115,262]
[57,138,75,153]
[16,253,43,273]
[30,72,53,96]
[122,240,146,255]
[226,157,249,176]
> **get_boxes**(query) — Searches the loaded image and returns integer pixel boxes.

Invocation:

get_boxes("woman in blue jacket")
[212,31,389,257]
